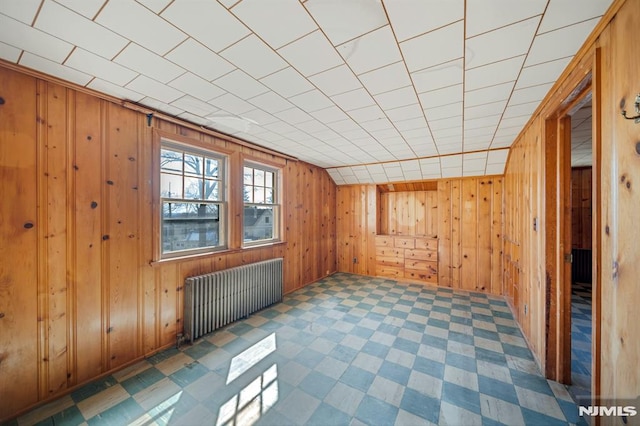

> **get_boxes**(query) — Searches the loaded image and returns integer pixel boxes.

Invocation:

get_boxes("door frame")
[543,48,601,403]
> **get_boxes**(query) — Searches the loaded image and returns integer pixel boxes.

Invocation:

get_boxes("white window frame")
[159,140,227,258]
[242,161,281,246]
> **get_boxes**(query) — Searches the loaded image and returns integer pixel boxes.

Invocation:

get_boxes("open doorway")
[568,99,593,402]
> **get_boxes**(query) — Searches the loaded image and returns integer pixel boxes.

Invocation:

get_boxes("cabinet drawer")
[375,235,394,247]
[376,247,404,258]
[415,238,438,251]
[377,256,404,267]
[405,269,438,283]
[376,265,404,278]
[404,260,438,274]
[394,237,415,249]
[405,249,437,261]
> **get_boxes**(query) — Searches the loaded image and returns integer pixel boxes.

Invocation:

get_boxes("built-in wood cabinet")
[375,235,438,283]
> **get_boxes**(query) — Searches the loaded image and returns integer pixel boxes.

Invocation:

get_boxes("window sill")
[149,241,287,267]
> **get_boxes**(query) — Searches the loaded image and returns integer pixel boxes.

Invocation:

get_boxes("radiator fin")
[183,258,283,343]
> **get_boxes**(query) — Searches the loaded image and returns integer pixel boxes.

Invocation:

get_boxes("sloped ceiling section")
[0,0,611,184]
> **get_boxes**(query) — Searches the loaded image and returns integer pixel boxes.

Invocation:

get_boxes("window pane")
[160,149,182,172]
[204,179,219,201]
[265,188,273,203]
[254,169,265,186]
[243,205,273,242]
[160,173,183,199]
[243,185,253,203]
[265,171,273,188]
[205,157,219,178]
[184,153,203,176]
[162,202,220,253]
[184,177,203,199]
[254,186,265,204]
[244,167,253,185]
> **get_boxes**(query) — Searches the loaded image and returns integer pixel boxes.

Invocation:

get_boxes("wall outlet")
[524,304,528,315]
[353,257,357,264]
[533,217,538,231]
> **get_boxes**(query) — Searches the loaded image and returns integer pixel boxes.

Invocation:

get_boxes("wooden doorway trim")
[543,56,600,390]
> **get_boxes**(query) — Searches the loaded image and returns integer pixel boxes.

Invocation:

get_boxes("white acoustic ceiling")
[0,0,611,184]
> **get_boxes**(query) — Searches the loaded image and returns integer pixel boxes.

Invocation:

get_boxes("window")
[243,163,279,244]
[160,143,226,256]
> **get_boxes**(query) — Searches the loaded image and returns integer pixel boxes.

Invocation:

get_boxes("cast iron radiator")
[571,248,592,284]
[184,258,283,343]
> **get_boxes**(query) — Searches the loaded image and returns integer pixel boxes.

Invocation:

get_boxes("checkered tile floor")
[13,273,587,426]
[570,282,592,403]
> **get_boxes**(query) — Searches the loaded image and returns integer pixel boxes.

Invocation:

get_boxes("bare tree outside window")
[243,163,279,244]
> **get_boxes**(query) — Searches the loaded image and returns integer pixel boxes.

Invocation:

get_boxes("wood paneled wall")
[503,0,640,410]
[571,167,592,249]
[336,177,503,295]
[379,191,438,236]
[0,64,336,421]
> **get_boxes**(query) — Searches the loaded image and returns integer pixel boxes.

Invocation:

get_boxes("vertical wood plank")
[461,179,478,291]
[451,180,462,289]
[477,179,492,293]
[438,180,452,287]
[491,178,503,295]
[414,191,426,236]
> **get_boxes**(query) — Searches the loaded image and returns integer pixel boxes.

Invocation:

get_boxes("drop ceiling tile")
[35,1,128,59]
[442,167,463,177]
[178,111,211,126]
[263,120,298,135]
[136,0,173,14]
[424,102,462,121]
[348,105,388,123]
[515,57,571,90]
[137,97,184,116]
[296,119,329,133]
[0,41,21,62]
[275,107,313,124]
[419,84,463,109]
[337,25,402,75]
[249,91,295,113]
[384,103,424,122]
[214,69,269,99]
[485,163,505,174]
[465,81,514,107]
[392,116,428,131]
[370,128,401,140]
[327,119,361,133]
[509,82,554,106]
[400,21,463,72]
[374,86,419,110]
[277,30,344,77]
[259,67,314,98]
[429,116,461,131]
[308,65,361,96]
[487,149,509,164]
[241,109,279,126]
[88,78,146,102]
[384,0,463,42]
[438,139,463,154]
[220,35,288,79]
[357,115,391,131]
[289,90,334,113]
[490,136,516,148]
[0,14,72,62]
[339,128,370,141]
[465,17,539,69]
[465,55,525,91]
[54,0,107,19]
[431,126,462,139]
[402,127,432,140]
[526,19,599,67]
[311,106,350,123]
[464,140,492,151]
[126,75,184,103]
[304,0,386,46]
[160,0,248,53]
[466,0,546,37]
[499,115,529,130]
[359,61,412,95]
[465,100,507,120]
[409,142,437,157]
[231,0,316,49]
[312,128,341,141]
[168,72,224,101]
[464,125,496,138]
[465,115,501,130]
[115,43,185,84]
[331,88,375,111]
[20,52,92,86]
[538,0,610,33]
[412,58,463,94]
[208,93,254,115]
[66,48,137,86]
[165,39,234,82]
[440,154,463,168]
[503,101,539,119]
[171,95,220,117]
[97,0,186,55]
[0,0,41,24]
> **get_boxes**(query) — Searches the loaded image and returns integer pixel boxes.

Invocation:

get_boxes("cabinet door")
[0,69,39,419]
